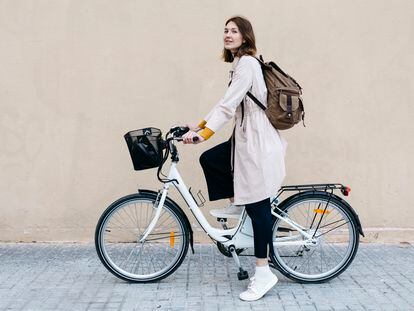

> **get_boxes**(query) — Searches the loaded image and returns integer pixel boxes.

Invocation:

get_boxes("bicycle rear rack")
[275,183,351,201]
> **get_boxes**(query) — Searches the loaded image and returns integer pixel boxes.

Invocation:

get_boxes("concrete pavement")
[0,243,413,311]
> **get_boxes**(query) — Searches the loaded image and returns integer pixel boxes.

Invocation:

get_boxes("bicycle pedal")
[237,269,249,281]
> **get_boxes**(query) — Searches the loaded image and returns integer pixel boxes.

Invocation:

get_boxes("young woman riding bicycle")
[182,15,287,301]
[95,14,362,302]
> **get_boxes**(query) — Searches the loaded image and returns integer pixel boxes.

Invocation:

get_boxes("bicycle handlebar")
[169,126,199,143]
[157,126,199,183]
[173,137,199,143]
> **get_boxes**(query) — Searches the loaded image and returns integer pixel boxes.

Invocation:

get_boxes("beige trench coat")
[203,55,287,205]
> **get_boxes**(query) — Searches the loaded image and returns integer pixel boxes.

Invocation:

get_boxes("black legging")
[199,139,234,201]
[245,198,274,259]
[200,140,274,259]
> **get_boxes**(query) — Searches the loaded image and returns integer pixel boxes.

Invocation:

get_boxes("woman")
[182,16,286,301]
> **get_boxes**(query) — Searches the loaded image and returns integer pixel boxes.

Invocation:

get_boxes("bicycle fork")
[139,186,169,242]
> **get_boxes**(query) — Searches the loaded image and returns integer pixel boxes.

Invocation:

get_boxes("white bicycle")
[95,126,364,283]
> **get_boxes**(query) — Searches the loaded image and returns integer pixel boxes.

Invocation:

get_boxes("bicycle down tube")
[140,161,314,247]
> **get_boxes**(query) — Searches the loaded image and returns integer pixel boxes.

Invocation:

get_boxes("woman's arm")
[199,57,254,140]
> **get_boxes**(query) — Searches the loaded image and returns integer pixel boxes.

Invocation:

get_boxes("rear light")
[341,186,351,196]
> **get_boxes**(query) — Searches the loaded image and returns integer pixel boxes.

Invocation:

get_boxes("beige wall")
[0,0,413,243]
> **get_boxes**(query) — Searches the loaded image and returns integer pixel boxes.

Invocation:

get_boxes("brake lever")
[171,126,190,137]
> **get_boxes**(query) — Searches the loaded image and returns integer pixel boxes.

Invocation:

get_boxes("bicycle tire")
[95,192,190,283]
[270,192,360,283]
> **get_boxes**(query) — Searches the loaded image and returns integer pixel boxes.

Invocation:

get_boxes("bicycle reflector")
[341,186,351,196]
[170,230,175,248]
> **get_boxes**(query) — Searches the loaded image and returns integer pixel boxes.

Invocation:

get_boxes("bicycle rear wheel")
[270,192,360,283]
[95,193,189,282]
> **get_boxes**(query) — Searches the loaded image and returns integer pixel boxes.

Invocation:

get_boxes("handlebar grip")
[193,136,199,143]
[170,126,189,137]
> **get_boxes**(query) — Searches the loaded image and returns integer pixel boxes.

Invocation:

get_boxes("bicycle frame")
[96,127,362,283]
[140,160,316,249]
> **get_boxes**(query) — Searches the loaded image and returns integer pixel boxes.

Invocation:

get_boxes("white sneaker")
[209,203,244,219]
[239,273,278,301]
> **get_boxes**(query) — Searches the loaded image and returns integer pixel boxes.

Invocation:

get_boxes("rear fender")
[277,190,364,237]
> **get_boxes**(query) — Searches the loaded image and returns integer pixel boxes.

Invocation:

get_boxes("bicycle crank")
[228,245,249,281]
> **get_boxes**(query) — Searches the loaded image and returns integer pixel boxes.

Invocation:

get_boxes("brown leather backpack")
[247,55,305,130]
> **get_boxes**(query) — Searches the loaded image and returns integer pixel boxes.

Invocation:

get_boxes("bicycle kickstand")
[228,245,249,281]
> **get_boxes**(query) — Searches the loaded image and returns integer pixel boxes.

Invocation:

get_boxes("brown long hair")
[222,16,257,63]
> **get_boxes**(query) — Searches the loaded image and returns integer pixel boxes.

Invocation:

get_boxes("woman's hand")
[182,131,205,144]
[185,122,200,132]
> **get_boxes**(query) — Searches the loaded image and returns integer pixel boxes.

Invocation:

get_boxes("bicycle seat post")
[218,218,228,230]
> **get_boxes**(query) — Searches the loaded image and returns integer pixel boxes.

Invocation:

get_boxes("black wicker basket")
[124,127,164,170]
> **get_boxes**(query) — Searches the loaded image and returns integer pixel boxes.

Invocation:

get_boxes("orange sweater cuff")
[198,120,207,129]
[199,127,214,140]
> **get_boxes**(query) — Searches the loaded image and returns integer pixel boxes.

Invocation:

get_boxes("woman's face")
[223,21,243,54]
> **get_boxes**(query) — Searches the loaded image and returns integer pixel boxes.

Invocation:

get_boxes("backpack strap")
[246,91,267,111]
[228,65,267,126]
[255,55,288,78]
[255,55,303,91]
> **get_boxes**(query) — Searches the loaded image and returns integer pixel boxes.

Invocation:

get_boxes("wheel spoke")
[96,196,188,282]
[316,223,350,238]
[272,196,358,282]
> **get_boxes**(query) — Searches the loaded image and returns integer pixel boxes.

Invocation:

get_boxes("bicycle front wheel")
[271,192,360,283]
[95,193,190,282]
